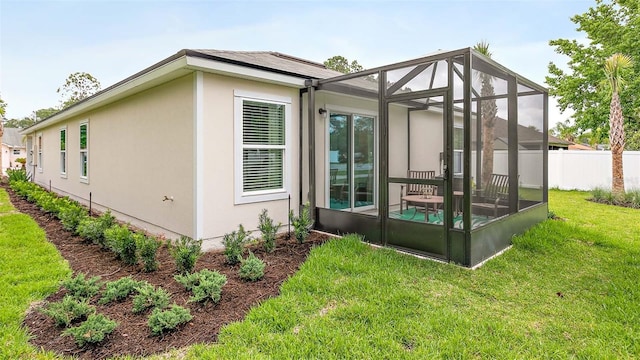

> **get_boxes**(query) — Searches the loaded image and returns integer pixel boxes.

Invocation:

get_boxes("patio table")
[401,195,444,222]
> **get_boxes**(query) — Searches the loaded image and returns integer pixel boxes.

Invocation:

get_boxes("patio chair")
[472,173,510,218]
[400,170,436,212]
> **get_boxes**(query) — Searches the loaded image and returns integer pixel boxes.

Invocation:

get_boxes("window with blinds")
[242,100,286,192]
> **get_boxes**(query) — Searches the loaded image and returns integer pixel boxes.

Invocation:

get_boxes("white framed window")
[12,149,20,155]
[79,122,89,182]
[234,90,291,204]
[60,127,67,177]
[37,133,43,172]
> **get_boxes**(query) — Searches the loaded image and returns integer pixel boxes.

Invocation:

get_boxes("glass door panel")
[353,115,375,209]
[329,113,350,210]
[328,112,376,212]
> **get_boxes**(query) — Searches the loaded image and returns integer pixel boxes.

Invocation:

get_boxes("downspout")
[298,88,305,213]
[305,79,318,219]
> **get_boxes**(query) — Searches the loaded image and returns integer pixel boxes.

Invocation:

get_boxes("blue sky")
[1,0,592,125]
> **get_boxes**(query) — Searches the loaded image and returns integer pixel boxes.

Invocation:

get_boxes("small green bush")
[239,251,266,281]
[290,202,313,244]
[222,224,252,265]
[61,273,101,299]
[7,168,30,182]
[39,295,95,327]
[77,210,116,247]
[59,204,89,233]
[77,217,105,245]
[99,276,142,305]
[132,283,170,314]
[169,236,202,274]
[104,224,138,265]
[63,314,117,347]
[148,304,192,336]
[175,269,227,303]
[136,233,161,272]
[258,209,281,253]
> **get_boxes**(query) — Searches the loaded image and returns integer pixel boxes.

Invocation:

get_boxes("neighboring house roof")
[22,49,344,135]
[568,142,595,150]
[2,128,25,148]
[472,117,568,149]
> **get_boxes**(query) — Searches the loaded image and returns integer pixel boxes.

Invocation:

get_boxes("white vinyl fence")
[549,150,640,191]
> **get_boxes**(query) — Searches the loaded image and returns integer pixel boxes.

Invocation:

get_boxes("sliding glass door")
[328,111,376,211]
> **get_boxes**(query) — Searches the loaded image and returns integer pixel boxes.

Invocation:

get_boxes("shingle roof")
[2,128,24,147]
[189,49,344,79]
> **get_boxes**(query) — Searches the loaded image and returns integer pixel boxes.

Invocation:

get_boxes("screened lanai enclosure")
[301,48,548,267]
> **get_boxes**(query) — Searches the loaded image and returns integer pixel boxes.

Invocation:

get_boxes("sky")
[1,0,593,126]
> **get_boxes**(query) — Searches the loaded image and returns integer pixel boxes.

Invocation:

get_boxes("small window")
[79,122,88,181]
[12,149,20,155]
[234,91,291,204]
[37,134,43,172]
[60,128,67,176]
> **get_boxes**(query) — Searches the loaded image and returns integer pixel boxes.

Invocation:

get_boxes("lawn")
[2,189,639,359]
[0,189,69,359]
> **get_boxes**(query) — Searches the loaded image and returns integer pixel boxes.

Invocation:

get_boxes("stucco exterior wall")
[29,75,195,238]
[200,73,301,246]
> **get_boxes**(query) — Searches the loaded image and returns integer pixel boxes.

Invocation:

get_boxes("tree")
[546,0,640,150]
[551,119,578,142]
[603,53,633,195]
[0,95,6,118]
[3,107,58,129]
[57,72,101,109]
[324,56,364,74]
[473,41,498,188]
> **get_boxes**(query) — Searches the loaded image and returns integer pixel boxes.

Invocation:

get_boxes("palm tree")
[603,53,633,196]
[473,41,498,188]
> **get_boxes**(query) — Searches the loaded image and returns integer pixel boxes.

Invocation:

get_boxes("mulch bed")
[4,183,331,359]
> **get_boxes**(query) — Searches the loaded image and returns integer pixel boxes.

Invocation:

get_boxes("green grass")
[0,188,70,359]
[187,189,640,359]
[4,189,640,358]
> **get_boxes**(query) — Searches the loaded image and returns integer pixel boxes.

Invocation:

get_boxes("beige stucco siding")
[200,73,300,243]
[31,75,194,237]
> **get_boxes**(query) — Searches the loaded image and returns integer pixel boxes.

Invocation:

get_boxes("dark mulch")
[4,184,330,359]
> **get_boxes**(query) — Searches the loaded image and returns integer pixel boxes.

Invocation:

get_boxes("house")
[2,127,27,175]
[22,48,549,267]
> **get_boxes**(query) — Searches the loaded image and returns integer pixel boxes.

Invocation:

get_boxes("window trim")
[79,121,89,183]
[37,132,43,173]
[233,90,292,205]
[60,126,67,178]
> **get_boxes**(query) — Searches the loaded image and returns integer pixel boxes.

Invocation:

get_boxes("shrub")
[290,202,313,244]
[132,283,170,314]
[6,168,29,183]
[239,251,265,281]
[35,193,60,214]
[78,210,117,247]
[136,234,161,272]
[222,224,252,265]
[104,224,137,265]
[148,304,192,336]
[59,204,88,233]
[39,295,95,327]
[258,209,281,253]
[169,236,202,274]
[77,217,105,245]
[63,314,117,347]
[61,273,102,299]
[175,269,227,304]
[99,276,142,305]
